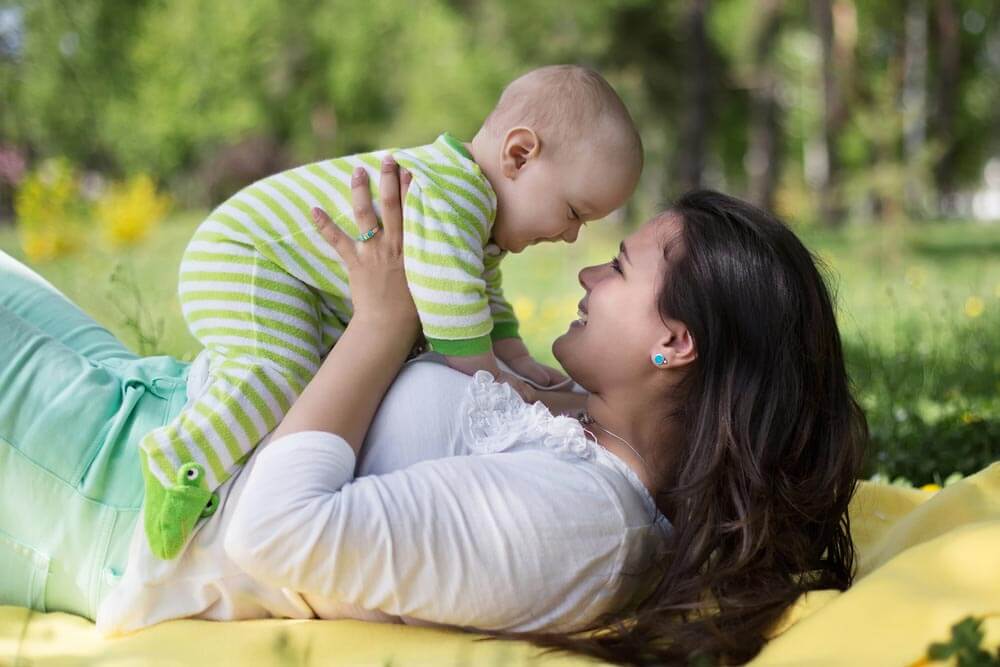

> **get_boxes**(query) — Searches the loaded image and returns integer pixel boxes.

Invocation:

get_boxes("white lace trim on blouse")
[462,370,670,531]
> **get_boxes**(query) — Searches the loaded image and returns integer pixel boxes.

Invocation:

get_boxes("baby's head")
[471,65,643,253]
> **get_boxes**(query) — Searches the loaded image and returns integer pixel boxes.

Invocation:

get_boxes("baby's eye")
[610,257,623,274]
[569,206,580,220]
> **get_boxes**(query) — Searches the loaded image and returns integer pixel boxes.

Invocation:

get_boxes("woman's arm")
[226,440,630,632]
[268,157,418,454]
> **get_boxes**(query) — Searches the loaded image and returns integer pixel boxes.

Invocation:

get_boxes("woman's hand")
[311,158,418,336]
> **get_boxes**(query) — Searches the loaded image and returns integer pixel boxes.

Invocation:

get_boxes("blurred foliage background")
[0,0,997,484]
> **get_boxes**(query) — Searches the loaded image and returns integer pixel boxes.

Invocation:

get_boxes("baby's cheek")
[523,218,549,236]
[509,213,541,238]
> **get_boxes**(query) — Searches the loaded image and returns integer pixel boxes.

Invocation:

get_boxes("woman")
[0,161,866,665]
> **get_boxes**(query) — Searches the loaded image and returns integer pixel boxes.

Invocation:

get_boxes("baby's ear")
[500,127,540,179]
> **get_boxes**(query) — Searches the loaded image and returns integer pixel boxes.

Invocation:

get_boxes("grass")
[797,222,1000,484]
[1,214,997,484]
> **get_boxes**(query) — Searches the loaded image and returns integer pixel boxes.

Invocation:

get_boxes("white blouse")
[97,356,671,636]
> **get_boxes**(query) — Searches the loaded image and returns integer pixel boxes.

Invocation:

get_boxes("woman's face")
[553,215,681,393]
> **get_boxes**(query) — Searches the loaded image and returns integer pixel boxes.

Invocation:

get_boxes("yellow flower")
[20,230,60,263]
[97,174,170,247]
[919,483,941,493]
[512,296,536,322]
[961,411,978,425]
[14,158,85,262]
[963,296,984,318]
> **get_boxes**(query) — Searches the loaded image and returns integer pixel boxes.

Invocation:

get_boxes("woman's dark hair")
[484,190,868,665]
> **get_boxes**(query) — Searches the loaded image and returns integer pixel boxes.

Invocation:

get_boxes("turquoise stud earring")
[652,353,668,367]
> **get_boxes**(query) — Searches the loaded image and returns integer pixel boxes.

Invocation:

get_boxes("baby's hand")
[503,354,571,390]
[441,350,537,402]
[496,370,538,404]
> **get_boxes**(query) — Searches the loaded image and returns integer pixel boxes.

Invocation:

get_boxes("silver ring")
[356,225,381,242]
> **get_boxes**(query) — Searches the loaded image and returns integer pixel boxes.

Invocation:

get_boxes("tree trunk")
[931,0,960,213]
[810,0,846,226]
[747,0,785,212]
[902,0,929,217]
[672,0,714,194]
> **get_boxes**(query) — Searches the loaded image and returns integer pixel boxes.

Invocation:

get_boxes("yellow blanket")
[2,462,997,666]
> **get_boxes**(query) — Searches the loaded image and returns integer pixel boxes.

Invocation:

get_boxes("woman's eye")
[610,257,622,274]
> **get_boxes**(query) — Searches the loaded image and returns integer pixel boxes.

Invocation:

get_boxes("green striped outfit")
[140,133,518,559]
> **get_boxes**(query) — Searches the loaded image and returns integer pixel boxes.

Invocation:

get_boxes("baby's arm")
[481,247,571,392]
[388,164,533,400]
[493,336,572,390]
[441,350,538,403]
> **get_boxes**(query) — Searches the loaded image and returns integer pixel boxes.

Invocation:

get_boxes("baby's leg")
[140,233,324,559]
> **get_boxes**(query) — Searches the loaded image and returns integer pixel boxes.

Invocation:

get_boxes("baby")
[141,64,643,559]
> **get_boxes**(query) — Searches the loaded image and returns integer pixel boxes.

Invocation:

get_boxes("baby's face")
[490,150,638,254]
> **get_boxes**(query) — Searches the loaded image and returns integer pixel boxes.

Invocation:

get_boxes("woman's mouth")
[573,302,588,326]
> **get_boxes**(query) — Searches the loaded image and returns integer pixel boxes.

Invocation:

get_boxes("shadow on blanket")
[2,463,998,666]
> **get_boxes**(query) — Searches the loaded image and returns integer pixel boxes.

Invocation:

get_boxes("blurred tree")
[3,0,150,169]
[810,0,850,226]
[102,0,319,179]
[603,2,697,203]
[928,0,999,214]
[930,0,961,206]
[846,0,909,223]
[672,0,716,193]
[3,0,999,223]
[745,0,786,211]
[902,0,929,216]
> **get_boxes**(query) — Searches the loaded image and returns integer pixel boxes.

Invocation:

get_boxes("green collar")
[441,132,473,160]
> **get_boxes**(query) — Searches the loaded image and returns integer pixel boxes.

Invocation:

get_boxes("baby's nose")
[561,226,580,243]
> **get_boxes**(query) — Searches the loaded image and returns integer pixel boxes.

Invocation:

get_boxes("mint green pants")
[0,251,189,620]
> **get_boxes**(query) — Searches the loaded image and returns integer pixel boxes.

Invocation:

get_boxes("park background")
[0,0,997,486]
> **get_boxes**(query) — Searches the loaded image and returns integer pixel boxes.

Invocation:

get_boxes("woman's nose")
[578,264,600,290]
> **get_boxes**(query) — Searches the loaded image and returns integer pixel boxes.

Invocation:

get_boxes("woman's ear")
[652,321,697,369]
[500,127,541,180]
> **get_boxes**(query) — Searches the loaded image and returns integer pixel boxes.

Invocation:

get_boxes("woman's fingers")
[312,207,354,263]
[400,168,412,206]
[350,167,380,238]
[378,156,403,247]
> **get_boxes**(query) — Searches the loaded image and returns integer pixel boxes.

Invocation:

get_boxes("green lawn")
[1,214,997,484]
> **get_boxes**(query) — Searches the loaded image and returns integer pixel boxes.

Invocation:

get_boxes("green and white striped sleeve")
[483,249,520,342]
[399,177,493,356]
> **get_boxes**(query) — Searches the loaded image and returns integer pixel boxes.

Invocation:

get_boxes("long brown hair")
[483,191,868,665]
